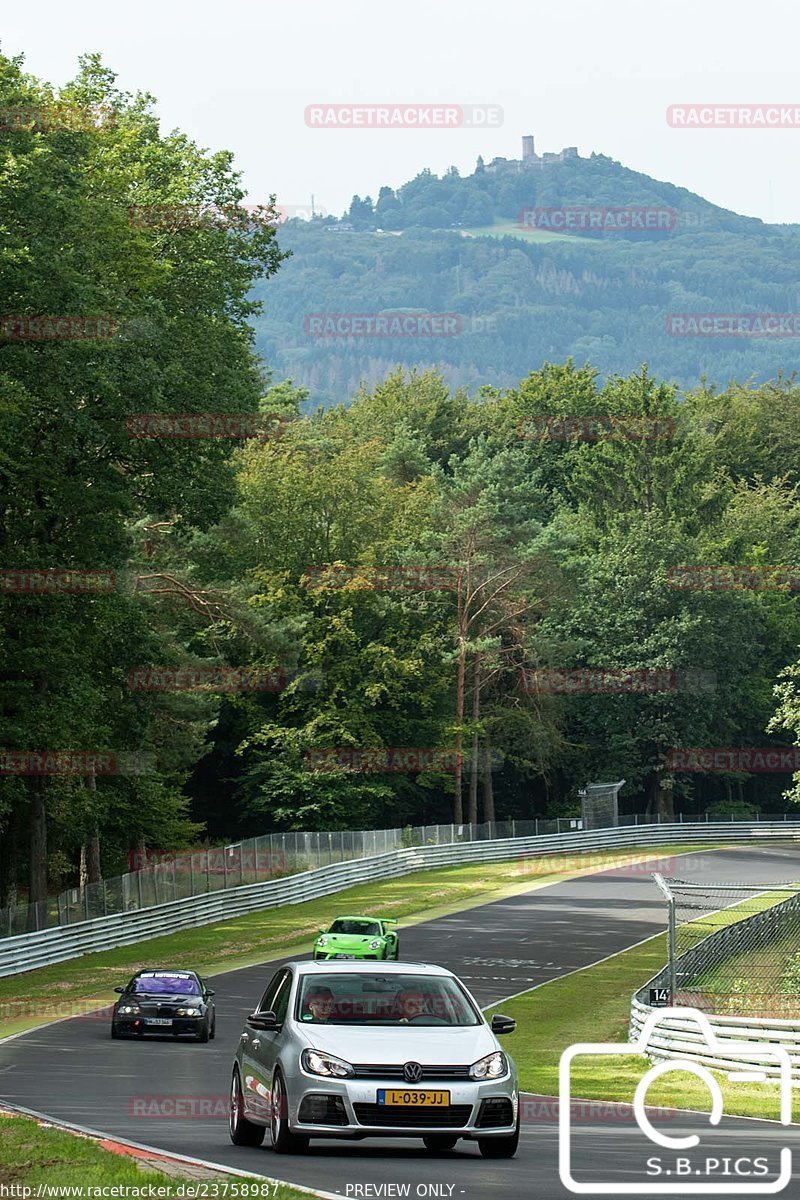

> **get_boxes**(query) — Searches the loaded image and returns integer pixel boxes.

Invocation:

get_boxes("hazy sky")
[4,0,800,224]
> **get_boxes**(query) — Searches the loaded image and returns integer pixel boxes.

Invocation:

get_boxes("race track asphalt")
[2,844,800,1199]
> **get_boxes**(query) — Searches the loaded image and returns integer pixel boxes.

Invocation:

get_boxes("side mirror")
[491,1013,516,1035]
[318,928,327,935]
[247,1010,278,1030]
[207,990,215,998]
[114,986,125,994]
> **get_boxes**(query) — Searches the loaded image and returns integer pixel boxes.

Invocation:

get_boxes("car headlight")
[469,1051,507,1080]
[369,940,381,949]
[301,1048,355,1078]
[176,1007,201,1017]
[317,936,328,947]
[118,1005,140,1015]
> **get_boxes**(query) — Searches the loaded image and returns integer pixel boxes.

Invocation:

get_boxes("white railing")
[629,1001,800,1078]
[3,819,799,978]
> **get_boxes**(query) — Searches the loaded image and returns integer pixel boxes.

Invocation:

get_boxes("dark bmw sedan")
[111,968,216,1042]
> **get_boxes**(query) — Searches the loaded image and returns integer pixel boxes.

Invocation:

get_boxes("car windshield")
[296,973,480,1026]
[328,919,381,936]
[131,972,200,995]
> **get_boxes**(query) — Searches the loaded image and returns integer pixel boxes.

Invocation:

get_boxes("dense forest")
[3,52,800,915]
[253,156,800,405]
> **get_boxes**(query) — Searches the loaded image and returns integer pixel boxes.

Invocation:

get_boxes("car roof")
[291,960,452,977]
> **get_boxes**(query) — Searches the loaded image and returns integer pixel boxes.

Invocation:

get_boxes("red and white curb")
[0,1102,338,1198]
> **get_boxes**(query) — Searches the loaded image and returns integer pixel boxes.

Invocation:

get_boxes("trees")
[0,50,285,908]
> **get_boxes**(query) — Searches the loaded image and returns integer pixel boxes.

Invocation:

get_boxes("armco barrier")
[3,820,799,978]
[629,1001,800,1080]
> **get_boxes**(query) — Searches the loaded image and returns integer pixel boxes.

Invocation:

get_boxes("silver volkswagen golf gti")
[229,960,519,1157]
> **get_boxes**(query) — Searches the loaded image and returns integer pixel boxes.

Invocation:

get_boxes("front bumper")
[262,1073,518,1139]
[114,1016,204,1035]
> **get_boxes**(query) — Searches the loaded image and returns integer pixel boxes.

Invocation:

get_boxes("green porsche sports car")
[313,915,399,961]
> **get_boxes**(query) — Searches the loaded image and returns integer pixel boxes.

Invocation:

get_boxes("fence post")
[653,873,677,1004]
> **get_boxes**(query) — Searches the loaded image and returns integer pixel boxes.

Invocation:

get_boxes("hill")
[252,145,800,407]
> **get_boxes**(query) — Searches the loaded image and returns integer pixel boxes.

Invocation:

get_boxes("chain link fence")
[3,809,797,941]
[655,876,800,1018]
[1,817,575,939]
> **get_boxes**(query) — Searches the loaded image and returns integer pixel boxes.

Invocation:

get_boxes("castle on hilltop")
[483,134,580,173]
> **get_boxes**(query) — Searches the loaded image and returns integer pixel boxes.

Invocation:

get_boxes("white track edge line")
[0,1100,339,1198]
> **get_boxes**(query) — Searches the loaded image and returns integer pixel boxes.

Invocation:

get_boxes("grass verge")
[485,887,798,1122]
[0,842,727,1040]
[0,1110,313,1197]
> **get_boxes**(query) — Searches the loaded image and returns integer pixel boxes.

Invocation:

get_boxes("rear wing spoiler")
[382,917,398,924]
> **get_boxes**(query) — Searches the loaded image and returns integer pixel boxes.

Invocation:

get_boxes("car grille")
[353,1104,472,1128]
[352,1065,471,1080]
[298,1094,348,1126]
[476,1098,514,1128]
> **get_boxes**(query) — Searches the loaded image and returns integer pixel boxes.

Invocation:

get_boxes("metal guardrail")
[629,1001,800,1079]
[3,818,799,978]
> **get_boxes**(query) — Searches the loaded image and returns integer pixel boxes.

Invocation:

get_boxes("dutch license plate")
[377,1090,450,1107]
[334,954,356,959]
[145,1017,172,1026]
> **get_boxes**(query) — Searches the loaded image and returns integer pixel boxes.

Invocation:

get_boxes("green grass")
[0,1111,310,1197]
[461,219,590,244]
[485,889,797,1122]
[0,843,725,1039]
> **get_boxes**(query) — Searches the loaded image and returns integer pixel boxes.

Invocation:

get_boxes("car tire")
[270,1069,309,1154]
[478,1109,520,1159]
[210,1017,216,1040]
[229,1069,266,1147]
[393,937,400,960]
[110,1023,120,1039]
[423,1135,458,1152]
[197,1017,210,1043]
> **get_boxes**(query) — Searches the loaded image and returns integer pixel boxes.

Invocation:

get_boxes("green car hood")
[317,932,384,949]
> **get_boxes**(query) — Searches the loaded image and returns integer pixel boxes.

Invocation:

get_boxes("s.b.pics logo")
[559,1007,791,1194]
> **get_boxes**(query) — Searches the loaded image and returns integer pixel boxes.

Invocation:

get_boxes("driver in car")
[396,990,432,1022]
[304,987,334,1022]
